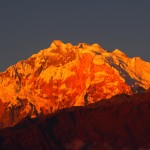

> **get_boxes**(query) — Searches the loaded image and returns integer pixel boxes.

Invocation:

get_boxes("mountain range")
[0,40,150,149]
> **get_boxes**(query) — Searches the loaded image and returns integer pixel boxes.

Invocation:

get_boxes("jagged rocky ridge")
[0,40,150,128]
[1,91,150,150]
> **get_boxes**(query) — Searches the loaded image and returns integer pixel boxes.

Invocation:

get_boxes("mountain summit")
[0,40,150,128]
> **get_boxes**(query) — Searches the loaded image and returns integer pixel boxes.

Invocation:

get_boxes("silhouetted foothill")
[1,92,150,149]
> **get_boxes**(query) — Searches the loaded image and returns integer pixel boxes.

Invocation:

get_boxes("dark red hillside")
[1,91,150,150]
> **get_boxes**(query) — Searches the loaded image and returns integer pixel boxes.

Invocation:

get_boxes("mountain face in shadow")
[1,91,150,150]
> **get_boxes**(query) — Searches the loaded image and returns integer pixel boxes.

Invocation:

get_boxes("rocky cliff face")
[0,40,150,128]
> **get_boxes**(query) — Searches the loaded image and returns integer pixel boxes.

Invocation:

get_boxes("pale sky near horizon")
[0,0,150,71]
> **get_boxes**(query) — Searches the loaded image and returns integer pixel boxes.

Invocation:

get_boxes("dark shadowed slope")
[1,91,150,150]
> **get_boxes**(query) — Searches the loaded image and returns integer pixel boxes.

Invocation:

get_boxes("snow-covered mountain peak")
[112,49,127,57]
[50,40,64,48]
[0,40,150,128]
